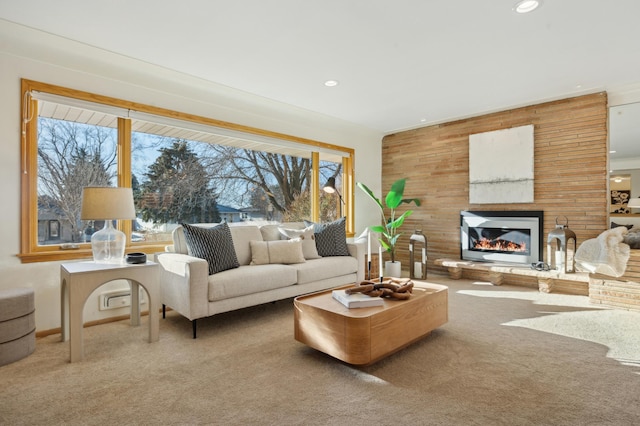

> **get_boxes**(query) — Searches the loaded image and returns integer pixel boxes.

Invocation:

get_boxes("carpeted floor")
[1,275,639,425]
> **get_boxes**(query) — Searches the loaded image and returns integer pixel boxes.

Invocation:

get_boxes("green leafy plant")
[357,178,421,263]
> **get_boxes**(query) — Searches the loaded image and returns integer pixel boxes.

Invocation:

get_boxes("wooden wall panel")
[381,93,609,275]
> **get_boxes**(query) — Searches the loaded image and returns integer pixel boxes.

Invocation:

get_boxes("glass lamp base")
[90,221,125,263]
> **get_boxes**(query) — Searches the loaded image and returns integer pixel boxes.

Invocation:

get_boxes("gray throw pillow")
[304,217,350,257]
[623,228,640,249]
[611,221,633,230]
[181,222,240,275]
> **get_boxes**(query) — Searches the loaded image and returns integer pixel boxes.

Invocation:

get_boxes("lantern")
[409,230,427,279]
[546,216,577,273]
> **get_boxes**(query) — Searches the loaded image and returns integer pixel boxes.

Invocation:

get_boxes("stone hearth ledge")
[434,258,590,295]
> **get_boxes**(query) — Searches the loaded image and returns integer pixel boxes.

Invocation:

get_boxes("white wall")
[0,20,383,332]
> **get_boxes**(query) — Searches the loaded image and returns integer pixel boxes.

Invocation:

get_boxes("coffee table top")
[294,281,448,318]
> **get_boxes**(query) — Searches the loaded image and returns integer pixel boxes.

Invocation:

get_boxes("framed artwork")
[611,190,631,214]
[469,124,534,204]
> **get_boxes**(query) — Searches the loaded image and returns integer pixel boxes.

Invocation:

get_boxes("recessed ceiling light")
[610,150,617,154]
[324,80,339,87]
[513,0,542,14]
[420,118,427,123]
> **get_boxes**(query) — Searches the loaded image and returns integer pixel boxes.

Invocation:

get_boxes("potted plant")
[357,178,421,277]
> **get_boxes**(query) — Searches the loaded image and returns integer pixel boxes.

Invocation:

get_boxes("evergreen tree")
[137,141,220,224]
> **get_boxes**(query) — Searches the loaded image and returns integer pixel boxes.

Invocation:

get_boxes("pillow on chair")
[623,227,640,249]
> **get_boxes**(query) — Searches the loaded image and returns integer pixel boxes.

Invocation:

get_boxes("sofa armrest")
[154,252,210,321]
[347,241,366,283]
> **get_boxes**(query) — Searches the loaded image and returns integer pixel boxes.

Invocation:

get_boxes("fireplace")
[460,211,544,265]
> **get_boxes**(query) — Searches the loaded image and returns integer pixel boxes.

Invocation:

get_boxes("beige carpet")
[1,275,639,425]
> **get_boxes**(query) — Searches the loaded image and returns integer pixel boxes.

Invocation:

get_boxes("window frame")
[19,79,354,263]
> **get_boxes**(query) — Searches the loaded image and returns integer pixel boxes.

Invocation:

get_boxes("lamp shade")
[323,177,337,194]
[628,198,640,208]
[81,187,136,220]
[81,187,136,263]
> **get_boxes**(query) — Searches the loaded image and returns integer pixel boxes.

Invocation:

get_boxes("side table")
[60,261,160,362]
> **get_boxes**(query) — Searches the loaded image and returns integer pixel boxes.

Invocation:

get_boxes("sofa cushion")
[278,225,321,259]
[208,264,297,301]
[305,217,350,257]
[250,239,306,265]
[181,222,240,275]
[228,225,264,266]
[171,226,188,254]
[292,256,359,284]
[260,222,306,241]
[259,224,285,241]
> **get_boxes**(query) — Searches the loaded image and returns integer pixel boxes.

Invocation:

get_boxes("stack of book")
[331,289,384,308]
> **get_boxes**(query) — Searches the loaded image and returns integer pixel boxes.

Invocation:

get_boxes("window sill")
[17,243,168,264]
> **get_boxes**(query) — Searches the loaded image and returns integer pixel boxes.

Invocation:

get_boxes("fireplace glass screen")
[460,210,543,265]
[468,227,530,255]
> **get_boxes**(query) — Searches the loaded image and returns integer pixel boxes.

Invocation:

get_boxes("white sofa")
[155,222,365,338]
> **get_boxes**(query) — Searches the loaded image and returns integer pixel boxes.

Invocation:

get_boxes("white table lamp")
[81,187,136,263]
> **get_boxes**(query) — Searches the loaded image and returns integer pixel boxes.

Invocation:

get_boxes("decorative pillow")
[624,228,640,249]
[181,222,240,275]
[259,224,284,242]
[611,221,633,230]
[250,239,306,265]
[278,225,321,259]
[304,217,350,257]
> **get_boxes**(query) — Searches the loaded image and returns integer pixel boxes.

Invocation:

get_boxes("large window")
[19,79,354,263]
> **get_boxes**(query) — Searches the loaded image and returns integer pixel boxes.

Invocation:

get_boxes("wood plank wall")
[380,92,609,275]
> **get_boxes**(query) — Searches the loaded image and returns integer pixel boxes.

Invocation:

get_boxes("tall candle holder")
[409,230,427,279]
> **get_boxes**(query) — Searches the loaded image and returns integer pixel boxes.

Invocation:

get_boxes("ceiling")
[2,0,640,137]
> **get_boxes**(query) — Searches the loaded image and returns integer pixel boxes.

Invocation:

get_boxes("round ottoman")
[0,288,36,367]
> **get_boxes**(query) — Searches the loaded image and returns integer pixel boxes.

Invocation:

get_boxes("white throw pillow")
[278,225,321,259]
[250,239,306,265]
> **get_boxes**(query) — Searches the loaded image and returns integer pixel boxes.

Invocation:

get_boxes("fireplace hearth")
[460,211,544,265]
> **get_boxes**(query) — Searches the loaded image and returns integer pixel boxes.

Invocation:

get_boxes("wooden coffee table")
[294,281,448,365]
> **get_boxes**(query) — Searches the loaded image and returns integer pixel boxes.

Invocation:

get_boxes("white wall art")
[469,124,534,204]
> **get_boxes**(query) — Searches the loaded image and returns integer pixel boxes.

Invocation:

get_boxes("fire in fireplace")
[471,229,528,253]
[460,211,543,265]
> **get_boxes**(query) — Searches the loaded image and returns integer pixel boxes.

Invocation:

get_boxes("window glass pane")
[37,116,118,246]
[196,143,313,223]
[131,130,221,242]
[320,158,343,222]
[132,120,316,228]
